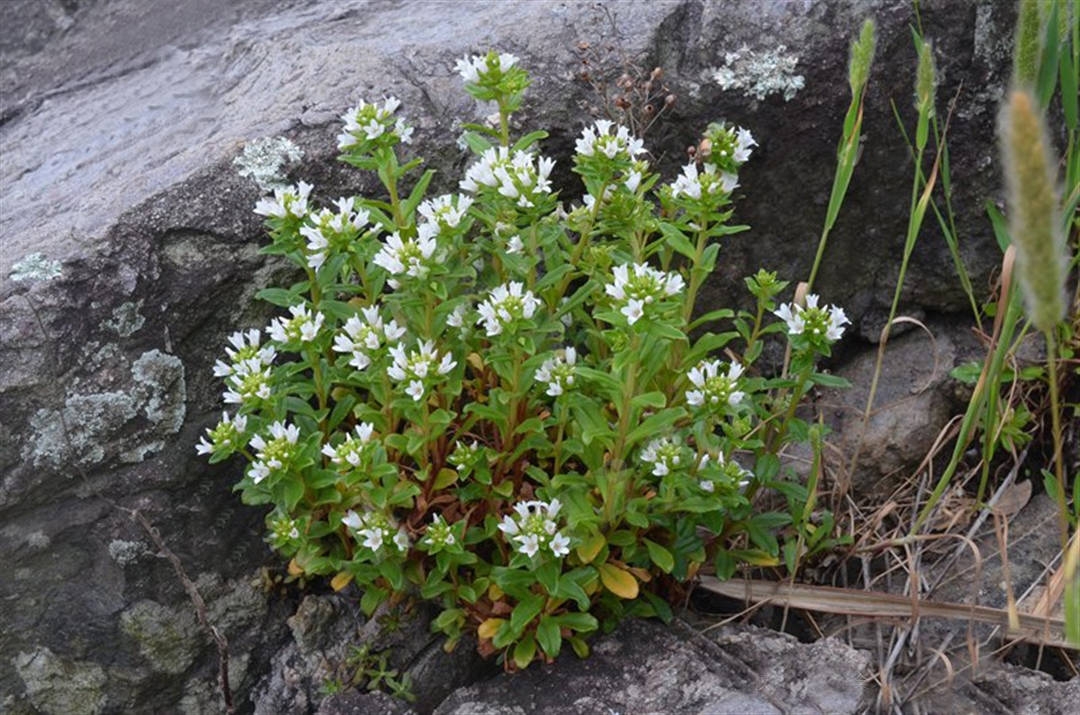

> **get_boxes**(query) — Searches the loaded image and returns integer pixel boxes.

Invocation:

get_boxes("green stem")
[552,401,568,476]
[1046,331,1069,550]
[611,333,642,471]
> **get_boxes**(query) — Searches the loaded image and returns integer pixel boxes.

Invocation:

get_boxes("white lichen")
[132,349,186,433]
[711,45,805,101]
[10,253,62,283]
[13,647,107,715]
[108,539,147,566]
[233,136,304,192]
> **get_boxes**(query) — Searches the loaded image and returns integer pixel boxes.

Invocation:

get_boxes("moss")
[13,647,107,715]
[119,600,202,675]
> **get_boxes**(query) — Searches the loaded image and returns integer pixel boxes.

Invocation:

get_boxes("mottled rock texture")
[2,0,1018,711]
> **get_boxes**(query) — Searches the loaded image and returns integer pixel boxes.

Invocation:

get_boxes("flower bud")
[1013,0,1041,87]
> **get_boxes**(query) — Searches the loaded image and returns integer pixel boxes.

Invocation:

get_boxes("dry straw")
[998,88,1065,333]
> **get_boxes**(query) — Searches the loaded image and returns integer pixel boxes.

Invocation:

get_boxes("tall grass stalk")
[805,19,876,292]
[844,36,939,496]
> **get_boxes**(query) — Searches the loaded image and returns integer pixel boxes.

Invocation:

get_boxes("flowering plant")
[200,51,850,668]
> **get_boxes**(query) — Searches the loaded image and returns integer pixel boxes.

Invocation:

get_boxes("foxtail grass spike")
[915,39,936,113]
[1014,0,1043,86]
[848,19,877,97]
[999,88,1066,332]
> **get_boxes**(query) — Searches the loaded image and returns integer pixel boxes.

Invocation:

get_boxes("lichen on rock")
[13,647,107,715]
[119,600,203,675]
[233,136,304,192]
[9,253,63,283]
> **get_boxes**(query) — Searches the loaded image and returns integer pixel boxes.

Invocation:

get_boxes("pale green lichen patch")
[132,350,186,434]
[712,45,805,101]
[119,600,202,675]
[26,392,137,468]
[10,252,63,283]
[104,301,145,337]
[13,647,107,715]
[233,136,304,192]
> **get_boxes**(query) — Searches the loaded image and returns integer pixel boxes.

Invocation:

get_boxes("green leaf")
[630,391,667,410]
[256,287,298,307]
[510,593,544,636]
[513,634,537,669]
[659,222,696,260]
[511,130,549,153]
[810,372,852,389]
[402,168,436,219]
[555,612,598,633]
[688,308,735,331]
[536,616,562,658]
[360,587,388,616]
[625,407,686,450]
[644,538,675,573]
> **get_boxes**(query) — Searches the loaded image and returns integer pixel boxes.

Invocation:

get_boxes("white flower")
[254,181,313,219]
[605,263,684,325]
[774,294,849,344]
[499,500,569,558]
[640,437,682,477]
[624,169,643,193]
[685,360,745,409]
[418,193,473,229]
[506,234,524,254]
[455,55,482,83]
[214,329,276,378]
[321,423,375,468]
[267,304,325,343]
[447,303,468,328]
[372,228,437,279]
[459,146,554,206]
[670,161,737,200]
[196,411,248,455]
[298,199,371,270]
[338,97,412,149]
[574,119,646,161]
[535,347,577,397]
[343,509,404,556]
[246,421,301,483]
[476,281,541,337]
[393,529,410,551]
[550,531,570,557]
[223,358,273,405]
[386,340,456,399]
[332,305,397,371]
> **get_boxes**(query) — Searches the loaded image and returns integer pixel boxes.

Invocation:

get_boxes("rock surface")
[435,619,872,714]
[1,0,1021,711]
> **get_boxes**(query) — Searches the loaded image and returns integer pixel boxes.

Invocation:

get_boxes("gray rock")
[435,619,872,714]
[0,0,1019,711]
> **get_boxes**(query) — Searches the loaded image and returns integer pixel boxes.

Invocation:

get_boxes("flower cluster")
[456,51,518,84]
[535,347,577,397]
[337,97,413,150]
[476,281,541,337]
[447,440,484,473]
[299,198,371,270]
[343,509,409,553]
[774,294,850,349]
[269,513,302,546]
[254,181,312,220]
[248,421,301,484]
[372,225,438,281]
[574,119,646,163]
[213,329,276,378]
[697,452,752,493]
[195,411,248,456]
[332,305,405,371]
[700,122,756,173]
[268,304,325,343]
[321,422,376,468]
[387,340,456,401]
[222,359,273,405]
[459,147,555,209]
[669,162,739,201]
[605,263,685,325]
[685,360,745,411]
[640,437,684,477]
[498,500,570,558]
[418,194,473,231]
[420,514,458,552]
